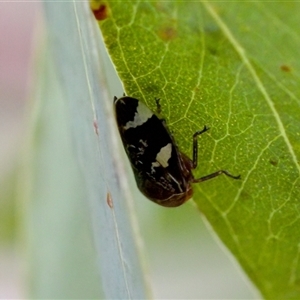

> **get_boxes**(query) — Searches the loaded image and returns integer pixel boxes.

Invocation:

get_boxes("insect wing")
[114,96,190,203]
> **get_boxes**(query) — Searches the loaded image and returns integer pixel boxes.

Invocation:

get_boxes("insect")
[114,95,240,207]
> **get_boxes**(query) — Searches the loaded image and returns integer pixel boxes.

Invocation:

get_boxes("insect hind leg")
[155,98,162,115]
[192,125,210,169]
[193,170,241,183]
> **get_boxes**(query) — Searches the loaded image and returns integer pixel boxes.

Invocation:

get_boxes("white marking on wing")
[124,102,153,129]
[156,143,172,168]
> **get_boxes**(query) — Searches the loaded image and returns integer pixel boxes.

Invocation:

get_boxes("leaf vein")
[202,2,300,175]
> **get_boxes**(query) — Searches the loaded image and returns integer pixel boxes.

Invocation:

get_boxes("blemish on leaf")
[240,190,251,201]
[93,120,99,135]
[158,26,177,41]
[92,4,109,21]
[280,65,291,72]
[270,159,278,167]
[107,192,113,208]
[208,47,218,56]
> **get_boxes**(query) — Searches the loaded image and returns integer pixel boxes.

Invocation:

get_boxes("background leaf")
[22,1,149,298]
[21,43,103,298]
[97,1,300,298]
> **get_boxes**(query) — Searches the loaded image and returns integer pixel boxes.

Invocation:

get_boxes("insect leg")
[154,98,167,125]
[193,170,241,183]
[155,98,161,115]
[192,125,209,169]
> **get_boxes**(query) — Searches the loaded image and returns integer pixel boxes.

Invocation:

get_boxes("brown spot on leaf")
[92,4,108,21]
[280,65,291,72]
[93,120,99,135]
[158,26,177,41]
[107,192,113,208]
[240,190,251,201]
[270,159,278,167]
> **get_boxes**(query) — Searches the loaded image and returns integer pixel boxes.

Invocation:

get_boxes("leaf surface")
[97,1,300,298]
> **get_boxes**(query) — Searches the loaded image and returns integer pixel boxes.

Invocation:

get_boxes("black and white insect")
[114,95,240,207]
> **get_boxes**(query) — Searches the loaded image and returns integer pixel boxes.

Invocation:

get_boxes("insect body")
[114,95,240,207]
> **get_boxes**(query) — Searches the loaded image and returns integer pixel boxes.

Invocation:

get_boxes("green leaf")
[97,1,300,298]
